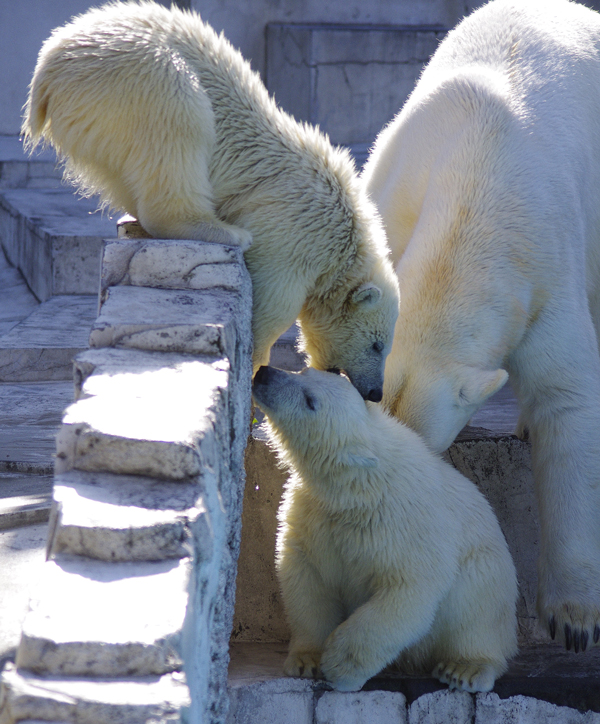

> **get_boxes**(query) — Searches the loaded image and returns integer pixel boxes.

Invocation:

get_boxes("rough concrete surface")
[17,556,190,677]
[0,524,47,669]
[49,469,211,562]
[0,663,190,724]
[90,285,240,360]
[0,295,97,382]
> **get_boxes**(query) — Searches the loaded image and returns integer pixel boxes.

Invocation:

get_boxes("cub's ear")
[340,445,379,469]
[458,367,508,408]
[351,283,382,307]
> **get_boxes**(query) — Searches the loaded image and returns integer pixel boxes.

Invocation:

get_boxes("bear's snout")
[254,365,274,386]
[366,388,383,403]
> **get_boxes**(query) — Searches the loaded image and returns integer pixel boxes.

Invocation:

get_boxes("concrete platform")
[0,295,97,382]
[228,641,600,721]
[0,188,114,301]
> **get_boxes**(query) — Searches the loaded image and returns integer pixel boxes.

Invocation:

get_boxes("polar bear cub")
[252,366,517,692]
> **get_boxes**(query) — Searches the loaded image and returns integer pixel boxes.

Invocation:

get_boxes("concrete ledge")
[56,352,230,480]
[90,285,240,360]
[228,642,600,722]
[16,556,190,677]
[0,189,113,301]
[0,663,190,724]
[49,470,212,562]
[0,296,97,382]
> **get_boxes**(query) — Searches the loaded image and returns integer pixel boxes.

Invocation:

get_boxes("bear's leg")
[510,299,600,650]
[319,583,438,691]
[278,548,345,680]
[244,257,309,372]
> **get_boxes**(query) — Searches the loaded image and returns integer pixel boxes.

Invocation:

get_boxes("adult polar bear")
[23,1,399,402]
[363,0,600,650]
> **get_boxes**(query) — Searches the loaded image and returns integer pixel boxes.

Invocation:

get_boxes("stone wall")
[0,233,253,724]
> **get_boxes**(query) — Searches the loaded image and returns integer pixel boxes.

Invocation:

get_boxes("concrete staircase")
[1,135,600,724]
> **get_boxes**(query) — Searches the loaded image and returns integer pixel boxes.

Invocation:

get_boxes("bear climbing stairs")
[2,136,600,724]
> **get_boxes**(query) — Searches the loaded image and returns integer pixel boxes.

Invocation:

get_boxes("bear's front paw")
[433,660,498,693]
[538,559,600,652]
[320,628,370,692]
[283,650,322,679]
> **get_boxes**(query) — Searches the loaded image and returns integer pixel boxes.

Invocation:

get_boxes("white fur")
[253,366,517,692]
[22,1,399,397]
[363,0,600,648]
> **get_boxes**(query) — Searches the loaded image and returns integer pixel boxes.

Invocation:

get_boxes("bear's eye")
[372,340,384,354]
[304,392,317,411]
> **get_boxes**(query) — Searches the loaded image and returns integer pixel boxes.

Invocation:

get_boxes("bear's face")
[252,366,378,471]
[383,357,508,452]
[299,267,399,404]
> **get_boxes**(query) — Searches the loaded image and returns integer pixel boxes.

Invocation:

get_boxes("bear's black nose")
[254,366,274,385]
[366,388,383,403]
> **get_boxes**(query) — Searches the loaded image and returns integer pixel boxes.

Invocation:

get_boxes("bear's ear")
[340,445,379,469]
[457,367,508,408]
[351,283,382,308]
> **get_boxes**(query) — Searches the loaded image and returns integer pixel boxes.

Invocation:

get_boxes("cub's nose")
[253,365,273,385]
[366,388,383,403]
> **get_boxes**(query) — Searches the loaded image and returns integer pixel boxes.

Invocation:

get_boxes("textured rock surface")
[16,556,190,677]
[90,285,241,360]
[0,663,190,724]
[49,469,212,562]
[0,295,97,382]
[56,354,230,480]
[0,189,112,301]
[316,691,408,724]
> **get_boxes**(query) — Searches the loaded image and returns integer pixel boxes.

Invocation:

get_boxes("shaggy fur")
[253,366,517,693]
[22,1,399,399]
[363,0,600,648]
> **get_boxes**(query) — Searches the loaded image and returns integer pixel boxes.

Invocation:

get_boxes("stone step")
[56,347,230,481]
[0,249,38,339]
[0,135,62,191]
[0,381,73,472]
[90,285,242,360]
[48,469,211,562]
[0,188,114,301]
[0,663,189,724]
[0,524,48,670]
[227,642,600,724]
[0,295,97,382]
[0,472,52,530]
[16,555,191,678]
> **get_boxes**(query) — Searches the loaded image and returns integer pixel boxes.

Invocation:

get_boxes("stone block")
[0,249,38,338]
[227,678,315,724]
[16,556,191,677]
[48,469,212,562]
[0,381,73,471]
[446,432,540,642]
[0,295,97,382]
[0,189,113,301]
[475,692,600,723]
[408,689,474,724]
[56,351,230,480]
[0,524,48,665]
[266,24,446,149]
[316,690,407,724]
[89,285,240,361]
[0,663,189,724]
[100,237,248,299]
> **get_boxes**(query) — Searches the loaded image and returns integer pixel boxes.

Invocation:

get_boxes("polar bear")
[252,365,518,693]
[362,0,600,649]
[22,1,399,401]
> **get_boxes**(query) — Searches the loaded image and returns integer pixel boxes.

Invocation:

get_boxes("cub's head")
[299,262,399,404]
[252,366,379,473]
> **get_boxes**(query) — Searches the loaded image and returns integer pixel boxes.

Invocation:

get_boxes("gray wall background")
[3,0,600,152]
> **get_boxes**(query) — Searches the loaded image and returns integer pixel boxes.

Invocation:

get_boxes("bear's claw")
[433,661,498,693]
